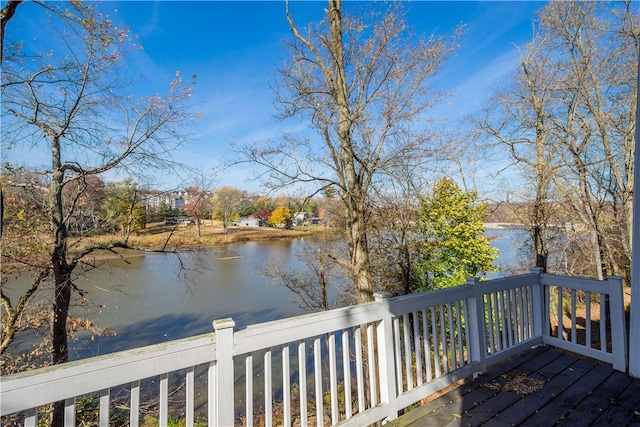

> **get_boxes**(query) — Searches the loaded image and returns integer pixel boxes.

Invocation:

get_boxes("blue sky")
[5,1,547,194]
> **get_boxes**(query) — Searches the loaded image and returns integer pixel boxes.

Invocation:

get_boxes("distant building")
[143,190,192,211]
[165,216,194,226]
[144,191,174,209]
[233,217,263,227]
[174,195,185,209]
[293,212,319,226]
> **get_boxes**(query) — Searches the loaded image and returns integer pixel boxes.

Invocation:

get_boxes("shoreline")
[86,222,323,260]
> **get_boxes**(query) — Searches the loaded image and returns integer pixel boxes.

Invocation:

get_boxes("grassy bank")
[106,220,320,252]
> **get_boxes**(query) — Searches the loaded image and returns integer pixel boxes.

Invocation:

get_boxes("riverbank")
[94,221,322,257]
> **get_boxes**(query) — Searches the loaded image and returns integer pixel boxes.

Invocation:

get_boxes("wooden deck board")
[590,375,640,426]
[387,346,640,427]
[389,347,549,427]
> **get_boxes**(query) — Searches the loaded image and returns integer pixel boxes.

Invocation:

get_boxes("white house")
[233,217,263,227]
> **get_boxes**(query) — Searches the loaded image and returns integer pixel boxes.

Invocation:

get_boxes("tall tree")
[211,186,244,234]
[238,1,461,303]
[1,0,197,393]
[477,1,638,279]
[183,175,215,237]
[476,35,562,273]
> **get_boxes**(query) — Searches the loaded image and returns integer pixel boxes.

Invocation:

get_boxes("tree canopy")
[413,178,499,291]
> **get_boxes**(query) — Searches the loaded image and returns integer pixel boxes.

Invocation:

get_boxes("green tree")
[102,179,146,236]
[413,178,499,291]
[269,206,292,229]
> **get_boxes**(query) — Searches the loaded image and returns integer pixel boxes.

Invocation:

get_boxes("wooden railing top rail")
[1,333,216,416]
[234,299,384,355]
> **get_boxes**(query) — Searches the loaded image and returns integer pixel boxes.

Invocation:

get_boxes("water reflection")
[71,240,313,359]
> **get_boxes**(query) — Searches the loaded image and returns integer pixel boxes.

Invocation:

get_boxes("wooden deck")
[388,346,640,427]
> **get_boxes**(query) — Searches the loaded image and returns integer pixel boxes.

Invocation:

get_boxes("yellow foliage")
[269,206,292,227]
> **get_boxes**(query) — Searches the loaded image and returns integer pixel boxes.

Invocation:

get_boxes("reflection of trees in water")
[261,232,352,313]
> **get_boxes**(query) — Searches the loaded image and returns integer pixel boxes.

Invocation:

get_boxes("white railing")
[1,270,628,426]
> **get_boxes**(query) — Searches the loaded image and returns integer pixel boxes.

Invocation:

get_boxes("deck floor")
[388,346,640,427]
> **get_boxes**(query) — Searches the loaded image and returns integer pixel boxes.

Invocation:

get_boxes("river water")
[4,227,528,360]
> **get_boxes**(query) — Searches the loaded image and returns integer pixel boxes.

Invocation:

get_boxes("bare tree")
[238,0,462,303]
[183,174,215,237]
[476,34,563,272]
[263,230,348,312]
[211,186,244,234]
[1,1,197,401]
[477,1,639,279]
[544,1,638,280]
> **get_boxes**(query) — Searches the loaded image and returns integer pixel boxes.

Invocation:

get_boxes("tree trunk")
[50,135,71,427]
[327,0,374,304]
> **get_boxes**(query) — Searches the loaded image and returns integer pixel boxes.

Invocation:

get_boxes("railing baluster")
[265,350,272,427]
[571,289,577,343]
[501,291,509,348]
[586,292,592,349]
[283,345,291,427]
[505,290,512,347]
[99,388,109,427]
[185,367,194,427]
[440,305,449,373]
[160,373,168,427]
[208,361,216,425]
[463,299,472,365]
[342,330,352,419]
[523,286,531,340]
[24,407,37,427]
[600,292,607,352]
[492,293,500,350]
[245,355,253,426]
[328,333,338,424]
[422,309,432,382]
[455,302,463,368]
[557,286,564,341]
[523,286,530,339]
[393,317,402,392]
[367,323,377,406]
[448,303,456,370]
[512,288,519,343]
[494,293,503,351]
[314,337,323,427]
[298,342,308,427]
[516,287,524,342]
[403,314,413,390]
[130,380,140,427]
[413,311,423,385]
[431,308,441,378]
[486,293,495,353]
[64,397,75,427]
[354,327,365,413]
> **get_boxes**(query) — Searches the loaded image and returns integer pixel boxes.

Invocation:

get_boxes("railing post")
[374,292,398,422]
[212,318,235,427]
[530,267,545,339]
[607,276,627,372]
[467,277,487,373]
